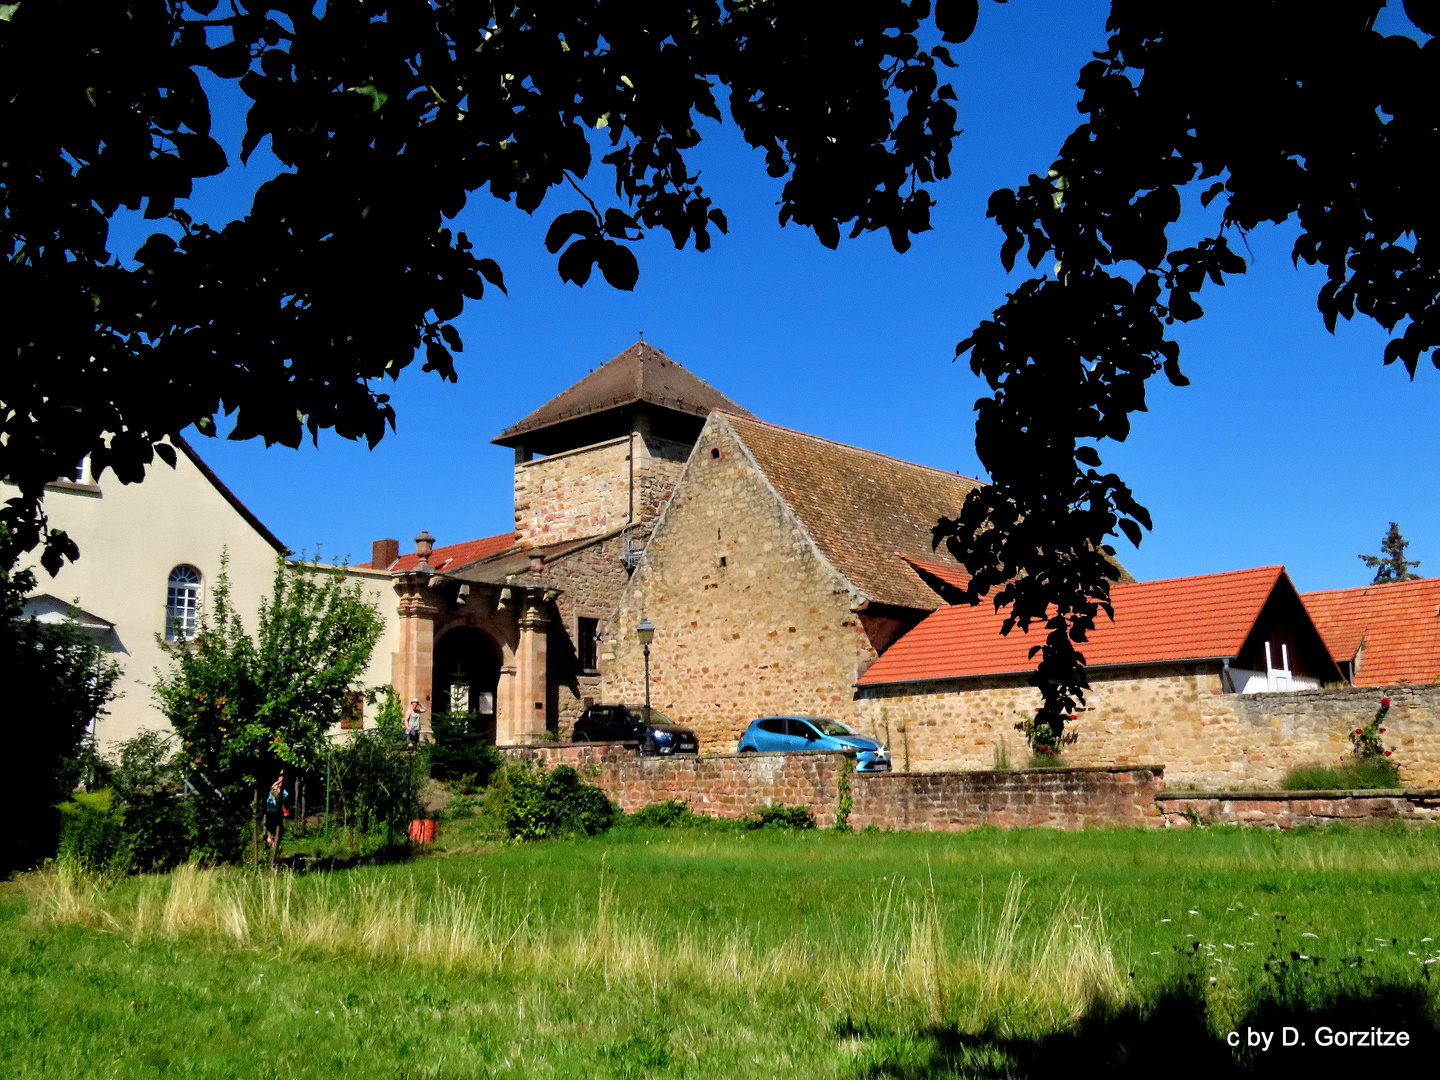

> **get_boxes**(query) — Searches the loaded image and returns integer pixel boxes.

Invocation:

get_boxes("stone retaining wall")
[497,745,1166,831]
[1157,788,1440,829]
[849,765,1166,832]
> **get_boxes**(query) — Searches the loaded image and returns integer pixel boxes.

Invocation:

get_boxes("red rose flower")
[1385,750,1393,757]
[1381,698,1391,707]
[1356,729,1364,735]
[1380,728,1386,733]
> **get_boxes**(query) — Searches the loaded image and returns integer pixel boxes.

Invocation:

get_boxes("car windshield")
[808,718,855,736]
[626,709,673,726]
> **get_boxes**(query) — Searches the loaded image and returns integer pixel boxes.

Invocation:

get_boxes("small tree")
[1359,523,1423,584]
[153,552,383,861]
[1,559,123,873]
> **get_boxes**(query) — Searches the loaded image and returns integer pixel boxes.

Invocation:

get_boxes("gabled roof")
[718,413,987,611]
[858,566,1297,685]
[357,532,515,573]
[493,342,753,446]
[1302,578,1440,686]
[174,435,289,554]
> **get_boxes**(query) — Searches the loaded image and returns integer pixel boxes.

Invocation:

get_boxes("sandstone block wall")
[859,671,1440,789]
[602,419,877,752]
[496,746,1166,831]
[498,745,845,827]
[848,766,1165,831]
[1157,789,1440,829]
[541,533,637,737]
[514,433,689,549]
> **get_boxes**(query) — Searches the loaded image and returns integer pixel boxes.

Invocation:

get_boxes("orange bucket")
[408,819,437,844]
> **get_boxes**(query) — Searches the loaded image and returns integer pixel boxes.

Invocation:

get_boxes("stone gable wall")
[859,672,1440,789]
[513,433,690,549]
[600,419,877,752]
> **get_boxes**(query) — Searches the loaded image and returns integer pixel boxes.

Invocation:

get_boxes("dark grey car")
[572,704,698,756]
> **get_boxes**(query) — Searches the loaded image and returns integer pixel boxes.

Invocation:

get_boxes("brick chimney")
[372,538,399,569]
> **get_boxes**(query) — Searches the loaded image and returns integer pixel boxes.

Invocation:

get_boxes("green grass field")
[6,824,1440,1078]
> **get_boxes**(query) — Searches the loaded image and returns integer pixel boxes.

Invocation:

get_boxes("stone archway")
[433,626,503,743]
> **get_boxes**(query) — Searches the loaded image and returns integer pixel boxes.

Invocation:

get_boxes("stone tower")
[492,341,754,554]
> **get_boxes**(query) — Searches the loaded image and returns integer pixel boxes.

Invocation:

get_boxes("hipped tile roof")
[1302,578,1440,686]
[357,531,515,573]
[720,413,982,611]
[493,342,753,445]
[858,565,1290,685]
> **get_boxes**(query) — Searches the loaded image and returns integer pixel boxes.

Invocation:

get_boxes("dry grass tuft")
[28,861,1129,1026]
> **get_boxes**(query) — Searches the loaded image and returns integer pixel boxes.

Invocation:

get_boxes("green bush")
[331,730,426,843]
[105,731,192,873]
[56,789,126,873]
[742,803,816,830]
[1282,758,1402,791]
[622,799,731,829]
[428,712,503,786]
[1025,754,1070,769]
[501,762,617,841]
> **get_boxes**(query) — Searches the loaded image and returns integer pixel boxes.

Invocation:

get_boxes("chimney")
[372,538,399,569]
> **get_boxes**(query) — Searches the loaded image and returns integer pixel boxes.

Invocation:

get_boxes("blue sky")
[152,0,1435,592]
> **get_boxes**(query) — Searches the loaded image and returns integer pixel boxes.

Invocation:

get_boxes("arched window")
[165,565,202,641]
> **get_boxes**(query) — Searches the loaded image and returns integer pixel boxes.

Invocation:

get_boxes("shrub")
[742,803,816,830]
[102,731,192,873]
[622,799,729,829]
[428,711,503,786]
[56,789,126,873]
[502,762,617,841]
[1282,758,1402,791]
[1026,754,1070,769]
[331,730,426,843]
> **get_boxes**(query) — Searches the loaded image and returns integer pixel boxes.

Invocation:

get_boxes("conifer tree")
[1359,522,1423,584]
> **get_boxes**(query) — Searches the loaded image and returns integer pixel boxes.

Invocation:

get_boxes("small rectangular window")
[578,616,598,671]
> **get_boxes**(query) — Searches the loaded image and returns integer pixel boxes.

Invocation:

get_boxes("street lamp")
[636,618,655,724]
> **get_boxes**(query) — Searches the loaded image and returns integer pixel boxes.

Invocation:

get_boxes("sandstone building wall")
[514,432,689,549]
[858,672,1440,788]
[600,420,878,752]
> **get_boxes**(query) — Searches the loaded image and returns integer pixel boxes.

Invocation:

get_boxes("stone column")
[392,573,443,731]
[499,588,550,744]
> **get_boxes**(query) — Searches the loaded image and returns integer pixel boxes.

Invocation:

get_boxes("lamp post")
[637,618,655,724]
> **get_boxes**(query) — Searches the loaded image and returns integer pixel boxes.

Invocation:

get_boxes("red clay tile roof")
[357,531,515,573]
[494,342,753,445]
[720,413,983,611]
[1301,578,1440,686]
[858,565,1290,685]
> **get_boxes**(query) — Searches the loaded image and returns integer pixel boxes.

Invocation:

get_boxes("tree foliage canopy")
[1360,522,1423,584]
[152,553,383,858]
[934,0,1438,733]
[0,0,960,575]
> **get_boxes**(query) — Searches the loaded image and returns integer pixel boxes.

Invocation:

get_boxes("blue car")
[737,716,892,772]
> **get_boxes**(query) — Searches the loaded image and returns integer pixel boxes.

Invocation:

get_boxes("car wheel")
[573,731,591,743]
[739,746,757,753]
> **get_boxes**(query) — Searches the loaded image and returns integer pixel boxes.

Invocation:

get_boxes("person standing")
[403,699,424,748]
[264,771,290,852]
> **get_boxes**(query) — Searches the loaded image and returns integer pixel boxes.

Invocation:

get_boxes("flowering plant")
[1348,697,1396,760]
[1014,711,1080,758]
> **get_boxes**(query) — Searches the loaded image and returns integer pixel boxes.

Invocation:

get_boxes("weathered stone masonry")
[496,745,1167,831]
[859,671,1440,789]
[602,417,878,751]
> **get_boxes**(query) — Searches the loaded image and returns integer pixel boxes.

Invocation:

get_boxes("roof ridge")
[173,434,289,554]
[714,410,985,485]
[1110,565,1284,592]
[1302,577,1440,599]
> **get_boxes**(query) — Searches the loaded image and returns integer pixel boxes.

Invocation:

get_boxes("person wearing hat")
[403,698,424,747]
